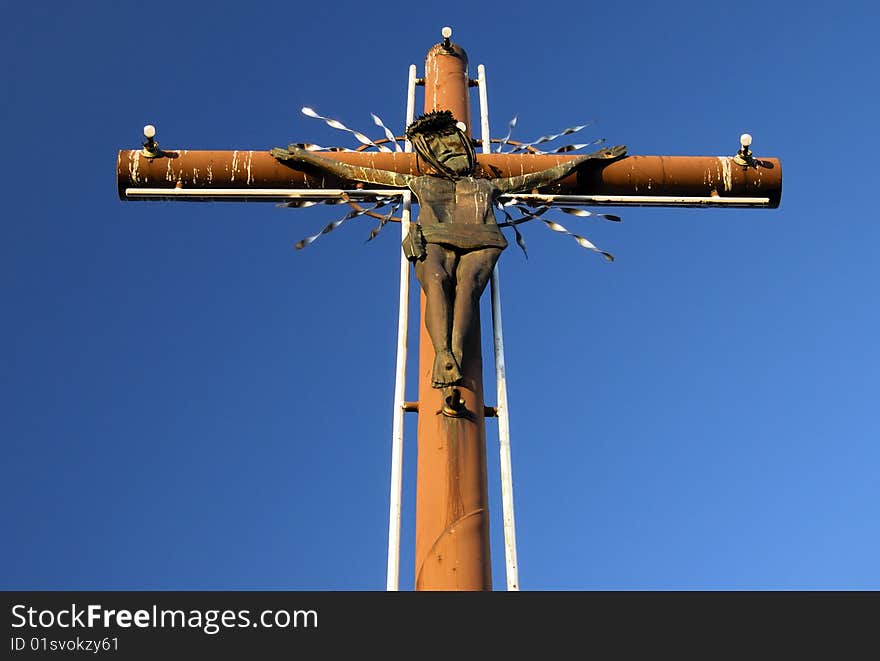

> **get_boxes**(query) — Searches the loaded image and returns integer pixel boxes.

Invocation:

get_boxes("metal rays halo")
[281,109,621,257]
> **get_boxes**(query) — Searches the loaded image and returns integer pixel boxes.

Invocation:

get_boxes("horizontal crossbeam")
[117,150,782,208]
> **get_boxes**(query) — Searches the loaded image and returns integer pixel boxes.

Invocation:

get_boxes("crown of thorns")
[406,110,460,138]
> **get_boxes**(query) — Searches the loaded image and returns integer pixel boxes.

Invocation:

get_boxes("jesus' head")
[406,110,476,178]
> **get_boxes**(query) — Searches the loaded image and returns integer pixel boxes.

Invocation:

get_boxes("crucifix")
[117,28,782,591]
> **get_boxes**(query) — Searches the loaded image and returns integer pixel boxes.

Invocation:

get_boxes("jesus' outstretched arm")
[494,144,627,194]
[270,145,413,188]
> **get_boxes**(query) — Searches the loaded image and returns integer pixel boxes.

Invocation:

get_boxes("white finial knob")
[441,26,453,39]
[144,124,156,139]
[740,133,752,147]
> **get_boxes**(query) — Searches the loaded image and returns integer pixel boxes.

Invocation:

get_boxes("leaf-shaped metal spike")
[499,204,550,227]
[495,200,547,258]
[493,202,551,228]
[549,144,585,153]
[277,200,320,209]
[289,143,356,152]
[512,224,528,259]
[547,138,606,154]
[366,201,400,242]
[541,219,614,261]
[503,197,549,211]
[371,113,402,152]
[508,122,593,153]
[560,207,622,222]
[366,203,399,243]
[301,143,341,152]
[495,199,520,224]
[301,107,391,152]
[514,204,551,215]
[295,218,345,250]
[494,200,527,258]
[495,115,517,153]
[294,200,391,250]
[495,199,515,221]
[352,128,392,151]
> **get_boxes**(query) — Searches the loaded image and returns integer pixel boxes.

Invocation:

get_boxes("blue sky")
[3,0,878,590]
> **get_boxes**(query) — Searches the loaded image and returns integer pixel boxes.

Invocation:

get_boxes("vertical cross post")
[414,41,493,590]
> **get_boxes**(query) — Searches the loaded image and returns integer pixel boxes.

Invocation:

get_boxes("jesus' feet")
[432,349,462,388]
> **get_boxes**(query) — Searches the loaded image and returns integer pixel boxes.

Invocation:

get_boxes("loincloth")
[420,223,508,251]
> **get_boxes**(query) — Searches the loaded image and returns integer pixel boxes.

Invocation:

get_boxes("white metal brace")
[477,63,520,592]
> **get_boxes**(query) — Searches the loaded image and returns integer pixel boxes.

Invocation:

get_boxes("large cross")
[116,29,782,591]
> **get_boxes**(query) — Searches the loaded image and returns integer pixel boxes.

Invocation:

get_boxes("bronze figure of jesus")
[272,111,625,414]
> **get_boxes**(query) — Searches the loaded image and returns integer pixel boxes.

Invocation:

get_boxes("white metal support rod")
[125,189,771,208]
[478,63,520,591]
[123,188,406,201]
[386,63,418,592]
[498,194,771,207]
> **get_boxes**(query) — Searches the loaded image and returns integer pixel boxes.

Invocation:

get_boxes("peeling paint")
[718,156,733,192]
[129,151,140,184]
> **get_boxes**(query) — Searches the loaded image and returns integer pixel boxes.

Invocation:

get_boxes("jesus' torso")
[408,176,499,226]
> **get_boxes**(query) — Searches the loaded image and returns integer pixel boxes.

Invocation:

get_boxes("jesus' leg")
[415,243,462,387]
[451,247,503,367]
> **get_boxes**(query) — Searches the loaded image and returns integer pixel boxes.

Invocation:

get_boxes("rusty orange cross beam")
[117,34,781,592]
